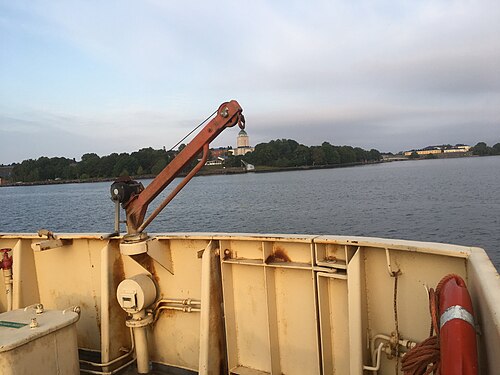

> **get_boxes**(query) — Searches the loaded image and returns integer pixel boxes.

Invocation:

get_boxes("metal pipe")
[80,356,136,375]
[370,333,417,358]
[156,305,200,313]
[3,268,12,311]
[154,298,201,308]
[364,343,385,372]
[114,201,121,233]
[152,305,200,324]
[137,143,210,233]
[101,243,111,368]
[131,310,150,374]
[80,328,135,368]
[369,332,418,373]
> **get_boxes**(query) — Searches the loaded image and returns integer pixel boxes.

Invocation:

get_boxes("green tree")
[368,149,381,161]
[112,153,139,177]
[151,158,168,175]
[294,144,312,166]
[311,147,325,165]
[472,142,491,156]
[99,153,119,177]
[79,153,100,178]
[321,142,340,164]
[338,146,356,164]
[492,143,500,155]
[224,155,244,168]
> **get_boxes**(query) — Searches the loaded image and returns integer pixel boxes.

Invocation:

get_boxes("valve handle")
[0,248,12,270]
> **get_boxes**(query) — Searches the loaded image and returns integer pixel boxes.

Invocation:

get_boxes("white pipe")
[370,333,417,359]
[152,305,201,324]
[80,356,136,375]
[364,343,385,372]
[3,268,13,311]
[155,298,201,306]
[370,335,391,375]
[369,333,418,374]
[80,328,135,368]
[132,310,150,374]
[12,243,22,310]
[101,243,111,366]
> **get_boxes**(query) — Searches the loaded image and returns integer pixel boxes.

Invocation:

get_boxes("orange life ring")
[438,274,478,374]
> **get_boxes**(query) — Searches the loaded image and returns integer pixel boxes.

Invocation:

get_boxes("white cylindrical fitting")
[116,274,157,314]
[117,274,156,374]
[133,311,150,374]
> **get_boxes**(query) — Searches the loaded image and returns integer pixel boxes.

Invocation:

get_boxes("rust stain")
[112,252,125,288]
[94,299,101,334]
[325,255,337,263]
[131,253,160,285]
[157,308,175,320]
[110,251,132,352]
[265,246,291,264]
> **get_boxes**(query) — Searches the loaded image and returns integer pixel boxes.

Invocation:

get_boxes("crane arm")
[111,100,244,235]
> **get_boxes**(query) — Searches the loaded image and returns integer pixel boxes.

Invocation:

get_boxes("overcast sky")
[1,0,499,164]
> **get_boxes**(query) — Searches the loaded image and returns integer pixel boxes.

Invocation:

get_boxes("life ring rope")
[401,274,477,375]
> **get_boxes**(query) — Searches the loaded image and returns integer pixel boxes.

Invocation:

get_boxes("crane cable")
[167,109,218,152]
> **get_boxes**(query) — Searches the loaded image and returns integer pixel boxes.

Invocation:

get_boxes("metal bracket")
[32,229,73,251]
[385,248,402,277]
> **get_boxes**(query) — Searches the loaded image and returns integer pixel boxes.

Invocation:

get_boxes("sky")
[1,0,499,164]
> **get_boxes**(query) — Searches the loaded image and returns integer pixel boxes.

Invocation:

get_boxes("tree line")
[225,139,381,168]
[471,142,500,156]
[8,140,498,183]
[8,139,382,183]
[11,147,177,182]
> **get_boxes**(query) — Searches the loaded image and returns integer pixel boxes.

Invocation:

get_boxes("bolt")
[30,318,38,328]
[221,107,229,118]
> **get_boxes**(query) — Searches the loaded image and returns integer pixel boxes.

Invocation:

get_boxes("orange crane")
[110,100,244,235]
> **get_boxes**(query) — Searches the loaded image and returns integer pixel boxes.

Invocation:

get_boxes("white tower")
[233,129,254,156]
[237,129,250,148]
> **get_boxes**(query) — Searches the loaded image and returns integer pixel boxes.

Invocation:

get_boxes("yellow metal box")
[0,308,79,375]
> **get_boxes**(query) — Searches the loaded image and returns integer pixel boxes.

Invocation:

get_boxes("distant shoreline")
[0,160,386,187]
[3,154,496,188]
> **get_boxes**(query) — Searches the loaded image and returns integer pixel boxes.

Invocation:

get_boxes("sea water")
[1,156,499,270]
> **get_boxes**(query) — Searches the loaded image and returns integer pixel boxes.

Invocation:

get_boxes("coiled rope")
[401,274,459,375]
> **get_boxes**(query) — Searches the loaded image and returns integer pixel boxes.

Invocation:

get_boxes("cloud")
[0,0,499,163]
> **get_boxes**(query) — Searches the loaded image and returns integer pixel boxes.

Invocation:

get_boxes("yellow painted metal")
[0,232,498,374]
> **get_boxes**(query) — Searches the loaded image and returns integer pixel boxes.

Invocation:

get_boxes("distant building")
[229,129,254,156]
[205,131,254,166]
[403,145,471,157]
[205,157,226,166]
[381,154,407,162]
[205,147,231,166]
[210,147,231,159]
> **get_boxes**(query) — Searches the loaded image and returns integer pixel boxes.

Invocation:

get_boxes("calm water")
[1,157,499,270]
